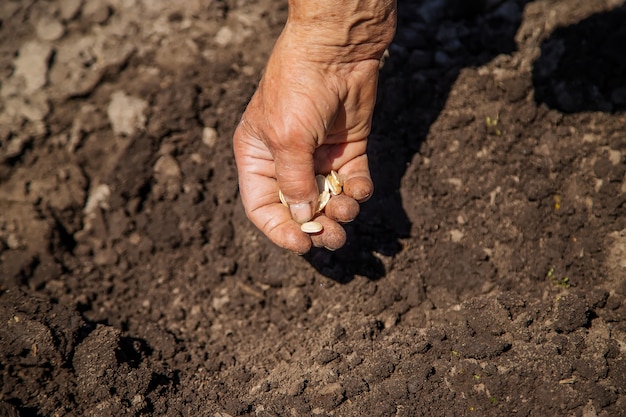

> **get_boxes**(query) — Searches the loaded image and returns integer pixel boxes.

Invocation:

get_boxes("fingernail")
[290,203,313,224]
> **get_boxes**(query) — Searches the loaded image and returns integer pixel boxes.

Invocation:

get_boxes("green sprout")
[554,276,570,288]
[485,115,502,136]
[547,267,570,288]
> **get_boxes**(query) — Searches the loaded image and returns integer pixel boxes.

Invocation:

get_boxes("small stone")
[212,295,229,312]
[128,233,142,245]
[6,234,21,250]
[450,229,464,243]
[215,26,233,47]
[202,127,218,147]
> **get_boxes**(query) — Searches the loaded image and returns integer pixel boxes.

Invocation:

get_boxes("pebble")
[107,91,148,136]
[449,229,464,243]
[5,234,21,250]
[214,26,233,47]
[202,127,218,147]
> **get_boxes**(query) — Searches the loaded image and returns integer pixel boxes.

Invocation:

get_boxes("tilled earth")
[1,0,626,416]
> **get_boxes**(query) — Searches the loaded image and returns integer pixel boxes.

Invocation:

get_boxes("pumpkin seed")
[278,189,288,207]
[326,171,342,195]
[278,170,345,219]
[300,221,323,233]
[317,190,331,212]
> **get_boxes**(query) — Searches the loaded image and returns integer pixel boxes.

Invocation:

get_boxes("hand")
[233,1,396,254]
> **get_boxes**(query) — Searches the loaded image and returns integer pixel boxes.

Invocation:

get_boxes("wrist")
[285,0,397,63]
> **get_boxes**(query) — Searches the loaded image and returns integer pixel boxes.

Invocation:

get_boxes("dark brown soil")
[1,0,625,416]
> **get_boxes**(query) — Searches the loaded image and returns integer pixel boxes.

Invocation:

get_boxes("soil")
[1,0,625,416]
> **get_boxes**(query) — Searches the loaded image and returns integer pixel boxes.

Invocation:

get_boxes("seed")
[278,170,345,218]
[317,190,330,212]
[326,172,342,195]
[278,189,288,207]
[301,221,323,233]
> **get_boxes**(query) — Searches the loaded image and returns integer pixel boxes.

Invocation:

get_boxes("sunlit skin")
[233,0,397,253]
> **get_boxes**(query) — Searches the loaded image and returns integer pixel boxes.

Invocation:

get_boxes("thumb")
[274,147,319,224]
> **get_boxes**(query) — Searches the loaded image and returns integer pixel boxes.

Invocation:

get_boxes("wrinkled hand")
[233,5,395,254]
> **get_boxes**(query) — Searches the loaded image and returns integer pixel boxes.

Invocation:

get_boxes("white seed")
[301,221,323,233]
[326,173,342,196]
[278,189,288,207]
[278,170,344,218]
[317,190,330,212]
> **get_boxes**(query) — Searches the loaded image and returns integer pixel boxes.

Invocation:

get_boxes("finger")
[309,215,347,250]
[233,126,280,213]
[324,194,360,223]
[239,175,313,254]
[234,128,313,254]
[274,145,319,224]
[314,140,367,174]
[251,204,313,254]
[338,154,374,202]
